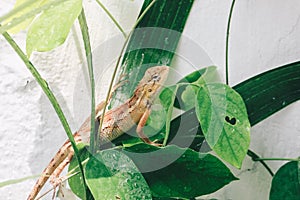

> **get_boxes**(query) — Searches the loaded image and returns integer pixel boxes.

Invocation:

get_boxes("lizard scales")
[27,66,169,200]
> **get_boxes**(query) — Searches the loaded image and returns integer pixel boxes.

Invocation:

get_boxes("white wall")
[0,0,299,199]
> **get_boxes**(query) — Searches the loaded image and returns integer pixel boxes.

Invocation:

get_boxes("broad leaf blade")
[176,66,219,110]
[123,144,238,198]
[85,150,152,200]
[3,0,43,33]
[26,0,82,56]
[270,161,300,200]
[111,0,194,107]
[167,62,300,152]
[195,83,250,168]
[234,61,300,126]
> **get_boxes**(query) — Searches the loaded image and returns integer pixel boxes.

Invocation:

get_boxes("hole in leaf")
[225,116,236,125]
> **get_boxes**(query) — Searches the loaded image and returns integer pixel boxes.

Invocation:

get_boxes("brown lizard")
[27,65,169,200]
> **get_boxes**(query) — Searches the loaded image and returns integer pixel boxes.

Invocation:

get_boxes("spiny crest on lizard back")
[135,66,169,100]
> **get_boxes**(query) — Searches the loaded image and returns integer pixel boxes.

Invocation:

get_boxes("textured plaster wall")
[0,0,299,199]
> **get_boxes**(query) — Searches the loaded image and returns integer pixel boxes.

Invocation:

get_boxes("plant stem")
[0,174,40,188]
[1,31,87,197]
[225,0,236,85]
[78,9,97,155]
[247,149,274,176]
[163,84,179,146]
[95,0,126,38]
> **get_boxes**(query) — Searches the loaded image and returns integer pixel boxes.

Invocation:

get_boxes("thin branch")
[247,149,274,177]
[78,9,97,155]
[225,0,236,85]
[1,30,87,196]
[95,0,127,38]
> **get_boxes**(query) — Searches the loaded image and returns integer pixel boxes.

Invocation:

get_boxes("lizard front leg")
[136,108,162,146]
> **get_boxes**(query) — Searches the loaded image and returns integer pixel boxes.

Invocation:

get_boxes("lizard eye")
[152,74,160,81]
[148,88,153,92]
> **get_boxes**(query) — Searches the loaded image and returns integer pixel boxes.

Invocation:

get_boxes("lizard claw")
[148,140,163,147]
[50,175,64,187]
[49,175,64,199]
[141,137,163,147]
[152,143,163,147]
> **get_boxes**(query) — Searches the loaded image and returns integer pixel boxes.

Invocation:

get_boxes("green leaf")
[0,174,40,188]
[195,83,250,168]
[123,144,238,198]
[3,0,43,33]
[146,104,166,132]
[270,161,300,200]
[111,0,194,107]
[180,85,198,110]
[158,67,218,148]
[166,61,300,153]
[26,0,82,56]
[176,66,219,111]
[160,85,177,110]
[234,61,300,126]
[298,161,300,185]
[85,150,152,200]
[168,107,205,151]
[159,85,179,145]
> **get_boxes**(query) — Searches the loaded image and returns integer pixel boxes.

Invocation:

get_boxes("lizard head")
[136,66,169,102]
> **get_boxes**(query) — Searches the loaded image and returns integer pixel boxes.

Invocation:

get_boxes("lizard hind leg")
[50,150,74,186]
[27,140,73,200]
[49,150,74,199]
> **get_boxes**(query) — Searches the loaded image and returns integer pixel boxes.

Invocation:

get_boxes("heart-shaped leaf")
[195,83,250,168]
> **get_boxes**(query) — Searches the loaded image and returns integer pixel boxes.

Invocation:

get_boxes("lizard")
[27,65,169,200]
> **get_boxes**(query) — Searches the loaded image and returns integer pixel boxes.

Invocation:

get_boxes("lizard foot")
[50,176,65,199]
[147,140,163,147]
[50,175,64,187]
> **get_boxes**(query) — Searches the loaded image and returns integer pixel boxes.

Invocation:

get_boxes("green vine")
[95,0,126,37]
[1,30,88,198]
[225,0,236,85]
[78,9,96,156]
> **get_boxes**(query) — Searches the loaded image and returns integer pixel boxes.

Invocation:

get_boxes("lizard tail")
[27,132,81,200]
